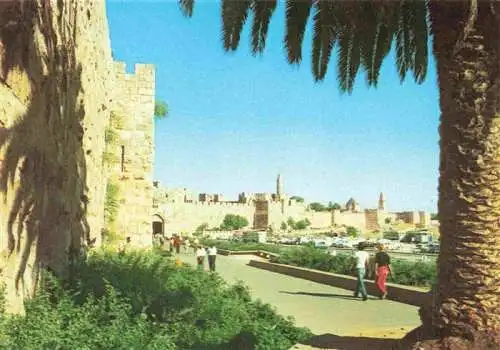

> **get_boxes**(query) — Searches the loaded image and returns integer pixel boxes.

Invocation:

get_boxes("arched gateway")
[152,213,165,236]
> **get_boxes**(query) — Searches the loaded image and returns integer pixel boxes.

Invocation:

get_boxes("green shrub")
[0,250,311,349]
[389,259,436,287]
[220,214,249,230]
[271,246,435,288]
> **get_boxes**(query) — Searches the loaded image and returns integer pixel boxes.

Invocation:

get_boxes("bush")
[271,246,436,288]
[0,250,311,349]
[220,214,249,230]
[271,247,356,276]
[200,241,436,287]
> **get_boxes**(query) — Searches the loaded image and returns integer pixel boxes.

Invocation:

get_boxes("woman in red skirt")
[375,244,392,299]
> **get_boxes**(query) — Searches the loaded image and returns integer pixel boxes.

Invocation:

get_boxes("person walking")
[169,237,174,253]
[196,245,206,271]
[174,235,181,254]
[353,242,370,301]
[375,244,392,299]
[184,238,191,254]
[207,245,217,272]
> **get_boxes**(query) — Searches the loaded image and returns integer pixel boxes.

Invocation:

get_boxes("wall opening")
[121,145,125,173]
[152,214,164,236]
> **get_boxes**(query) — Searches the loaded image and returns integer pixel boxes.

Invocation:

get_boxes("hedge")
[0,250,311,350]
[271,246,436,288]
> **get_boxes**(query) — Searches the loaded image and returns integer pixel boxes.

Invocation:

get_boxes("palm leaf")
[395,0,414,83]
[336,3,361,94]
[410,0,428,83]
[179,0,194,17]
[360,1,397,87]
[311,0,338,81]
[251,0,278,55]
[284,0,312,64]
[221,0,252,51]
[338,25,361,94]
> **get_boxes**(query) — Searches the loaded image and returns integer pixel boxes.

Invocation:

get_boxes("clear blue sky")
[107,0,439,213]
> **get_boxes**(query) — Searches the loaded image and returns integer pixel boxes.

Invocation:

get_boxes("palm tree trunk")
[414,1,500,348]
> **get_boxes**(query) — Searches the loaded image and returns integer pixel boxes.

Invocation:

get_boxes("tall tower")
[276,174,283,200]
[378,192,385,211]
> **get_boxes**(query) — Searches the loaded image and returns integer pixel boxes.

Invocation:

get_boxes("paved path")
[177,253,421,340]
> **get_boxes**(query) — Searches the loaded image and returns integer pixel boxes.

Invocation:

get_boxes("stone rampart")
[332,210,367,231]
[108,62,155,248]
[161,202,256,234]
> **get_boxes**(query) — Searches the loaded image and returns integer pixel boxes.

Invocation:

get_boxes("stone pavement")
[177,253,421,346]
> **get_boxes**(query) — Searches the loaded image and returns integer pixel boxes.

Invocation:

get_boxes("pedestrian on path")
[169,237,174,253]
[375,244,392,299]
[353,242,370,301]
[184,238,191,254]
[207,245,217,272]
[196,245,206,270]
[174,235,181,254]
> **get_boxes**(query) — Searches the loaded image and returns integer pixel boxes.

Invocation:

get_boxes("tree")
[294,218,311,230]
[346,226,360,238]
[180,0,500,346]
[309,202,326,212]
[194,223,209,236]
[290,196,304,203]
[154,100,168,119]
[280,222,287,231]
[328,202,341,210]
[220,214,249,231]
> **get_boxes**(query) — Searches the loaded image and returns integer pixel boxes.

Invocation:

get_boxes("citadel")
[151,175,431,237]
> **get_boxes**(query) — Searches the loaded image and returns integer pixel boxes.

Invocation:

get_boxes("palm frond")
[250,0,278,55]
[410,0,428,83]
[360,1,397,87]
[179,0,194,17]
[395,0,414,83]
[311,0,338,81]
[338,25,360,94]
[284,0,312,64]
[221,0,252,51]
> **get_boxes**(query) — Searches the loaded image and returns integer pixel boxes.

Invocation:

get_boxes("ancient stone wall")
[332,209,367,231]
[161,202,255,234]
[108,62,155,248]
[0,0,115,312]
[305,211,332,228]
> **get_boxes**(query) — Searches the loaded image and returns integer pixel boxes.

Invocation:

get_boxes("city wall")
[161,202,256,234]
[332,210,366,231]
[0,0,115,312]
[108,62,155,248]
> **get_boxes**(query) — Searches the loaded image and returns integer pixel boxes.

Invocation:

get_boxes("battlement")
[193,201,252,207]
[113,61,154,81]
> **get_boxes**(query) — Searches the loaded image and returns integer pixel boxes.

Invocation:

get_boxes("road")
[177,253,421,339]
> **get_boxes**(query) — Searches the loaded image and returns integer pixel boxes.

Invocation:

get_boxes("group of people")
[155,234,218,272]
[195,244,218,272]
[353,243,392,300]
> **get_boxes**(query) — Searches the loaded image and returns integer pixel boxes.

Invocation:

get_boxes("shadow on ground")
[298,333,399,349]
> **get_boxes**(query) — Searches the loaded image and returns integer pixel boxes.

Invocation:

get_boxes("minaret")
[276,174,283,200]
[378,192,385,211]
